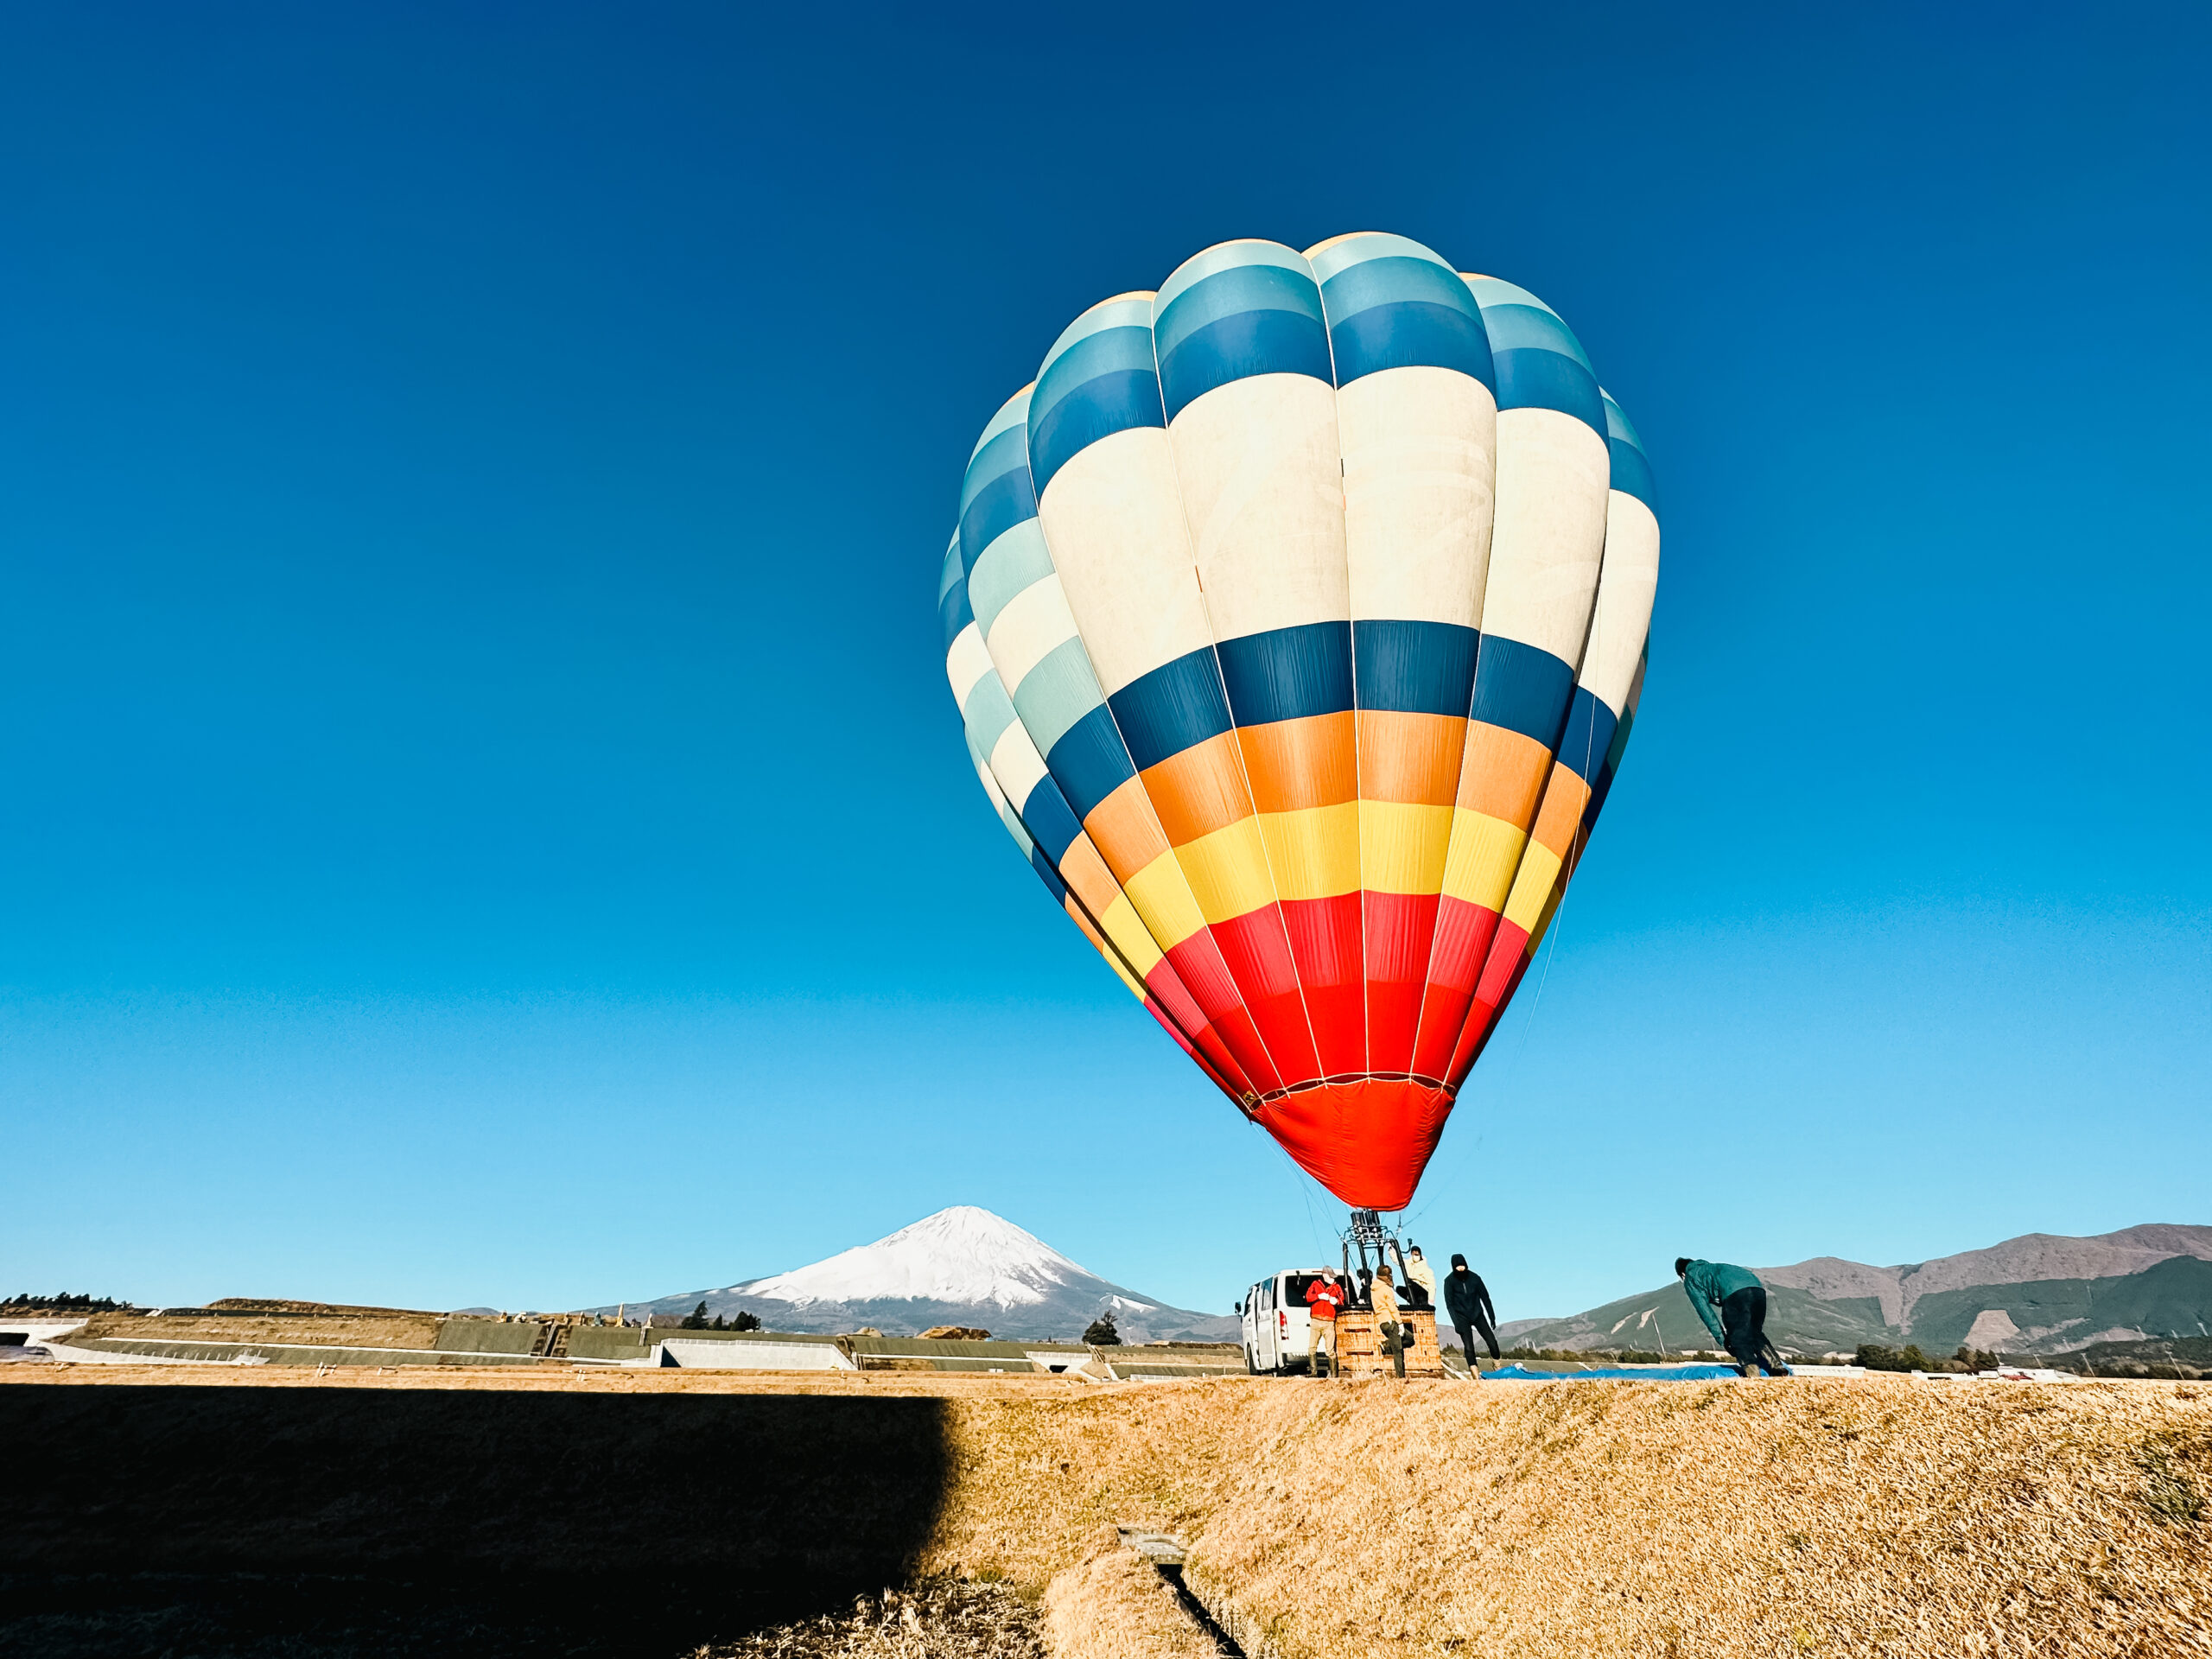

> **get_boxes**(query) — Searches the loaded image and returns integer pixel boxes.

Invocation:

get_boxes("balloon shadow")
[0,1380,952,1655]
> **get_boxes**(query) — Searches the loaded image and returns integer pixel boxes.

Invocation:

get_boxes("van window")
[1282,1274,1335,1304]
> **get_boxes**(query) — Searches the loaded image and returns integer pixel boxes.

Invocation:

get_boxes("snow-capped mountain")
[741,1207,1096,1310]
[607,1206,1236,1343]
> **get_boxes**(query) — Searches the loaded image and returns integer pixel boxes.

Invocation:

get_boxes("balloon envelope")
[941,233,1658,1210]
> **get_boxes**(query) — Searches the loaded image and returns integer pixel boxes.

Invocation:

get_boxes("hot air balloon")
[940,233,1658,1213]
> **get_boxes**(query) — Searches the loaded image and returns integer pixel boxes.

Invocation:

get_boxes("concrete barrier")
[655,1337,855,1371]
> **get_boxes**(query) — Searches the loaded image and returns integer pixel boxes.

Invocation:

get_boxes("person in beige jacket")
[1370,1264,1406,1380]
[1404,1244,1438,1309]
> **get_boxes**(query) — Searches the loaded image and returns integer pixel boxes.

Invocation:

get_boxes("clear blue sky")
[3,4,2205,1323]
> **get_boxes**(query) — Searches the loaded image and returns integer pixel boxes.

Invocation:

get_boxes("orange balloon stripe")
[1236,711,1358,812]
[1137,731,1252,846]
[1355,709,1465,806]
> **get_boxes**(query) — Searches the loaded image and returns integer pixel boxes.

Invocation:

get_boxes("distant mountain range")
[1503,1224,2212,1357]
[600,1206,1236,1344]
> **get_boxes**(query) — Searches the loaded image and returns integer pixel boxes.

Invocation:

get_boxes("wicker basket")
[1332,1309,1444,1378]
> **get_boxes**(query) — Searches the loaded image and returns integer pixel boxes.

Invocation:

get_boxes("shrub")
[1855,1343,1972,1373]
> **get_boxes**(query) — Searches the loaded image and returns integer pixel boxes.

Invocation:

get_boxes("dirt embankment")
[68,1309,444,1350]
[4,1366,2206,1657]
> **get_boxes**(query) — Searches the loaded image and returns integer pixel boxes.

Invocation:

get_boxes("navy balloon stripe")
[1352,620,1480,716]
[1027,844,1068,902]
[1491,346,1606,432]
[1159,308,1333,423]
[939,582,974,652]
[1607,436,1657,510]
[1470,636,1578,749]
[1029,366,1165,495]
[1034,323,1156,416]
[1046,703,1138,823]
[1014,774,1085,863]
[957,466,1037,566]
[1214,622,1355,727]
[1329,301,1494,388]
[1108,649,1235,772]
[1553,685,1621,785]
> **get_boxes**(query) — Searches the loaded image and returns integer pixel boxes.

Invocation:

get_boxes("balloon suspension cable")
[1338,1208,1421,1307]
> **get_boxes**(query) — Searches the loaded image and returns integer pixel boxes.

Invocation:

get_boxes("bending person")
[1675,1256,1789,1377]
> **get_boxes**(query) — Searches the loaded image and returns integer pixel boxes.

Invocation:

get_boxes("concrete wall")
[0,1320,88,1346]
[657,1338,855,1371]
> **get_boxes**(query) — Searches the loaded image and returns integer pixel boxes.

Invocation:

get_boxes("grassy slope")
[924,1377,2212,1658]
[6,1368,2206,1657]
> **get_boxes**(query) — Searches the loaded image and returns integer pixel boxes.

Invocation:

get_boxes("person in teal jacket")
[1675,1257,1789,1376]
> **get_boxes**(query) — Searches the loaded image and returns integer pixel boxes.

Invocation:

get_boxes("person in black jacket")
[1443,1253,1499,1376]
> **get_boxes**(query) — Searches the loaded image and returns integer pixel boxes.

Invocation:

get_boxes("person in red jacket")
[1304,1268,1347,1378]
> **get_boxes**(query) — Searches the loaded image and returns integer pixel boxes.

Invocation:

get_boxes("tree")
[1854,1342,1966,1373]
[1083,1313,1119,1346]
[730,1310,760,1332]
[681,1300,711,1331]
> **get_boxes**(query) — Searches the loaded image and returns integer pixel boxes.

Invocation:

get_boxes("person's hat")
[1674,1257,1692,1277]
[1451,1253,1468,1269]
[1321,1267,1337,1278]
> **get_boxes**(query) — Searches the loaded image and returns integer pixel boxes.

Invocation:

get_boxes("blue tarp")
[1485,1363,1770,1381]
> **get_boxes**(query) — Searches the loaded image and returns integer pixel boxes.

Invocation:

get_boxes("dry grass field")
[3,1364,2205,1656]
[918,1373,2212,1656]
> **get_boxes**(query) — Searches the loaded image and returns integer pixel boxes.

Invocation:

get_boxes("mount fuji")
[608,1206,1237,1343]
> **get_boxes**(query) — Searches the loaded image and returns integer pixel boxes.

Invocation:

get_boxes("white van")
[1238,1268,1340,1376]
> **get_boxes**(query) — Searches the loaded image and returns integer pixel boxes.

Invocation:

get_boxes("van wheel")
[1246,1351,1261,1376]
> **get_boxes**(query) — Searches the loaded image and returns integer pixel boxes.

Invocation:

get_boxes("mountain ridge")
[1505,1223,2212,1357]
